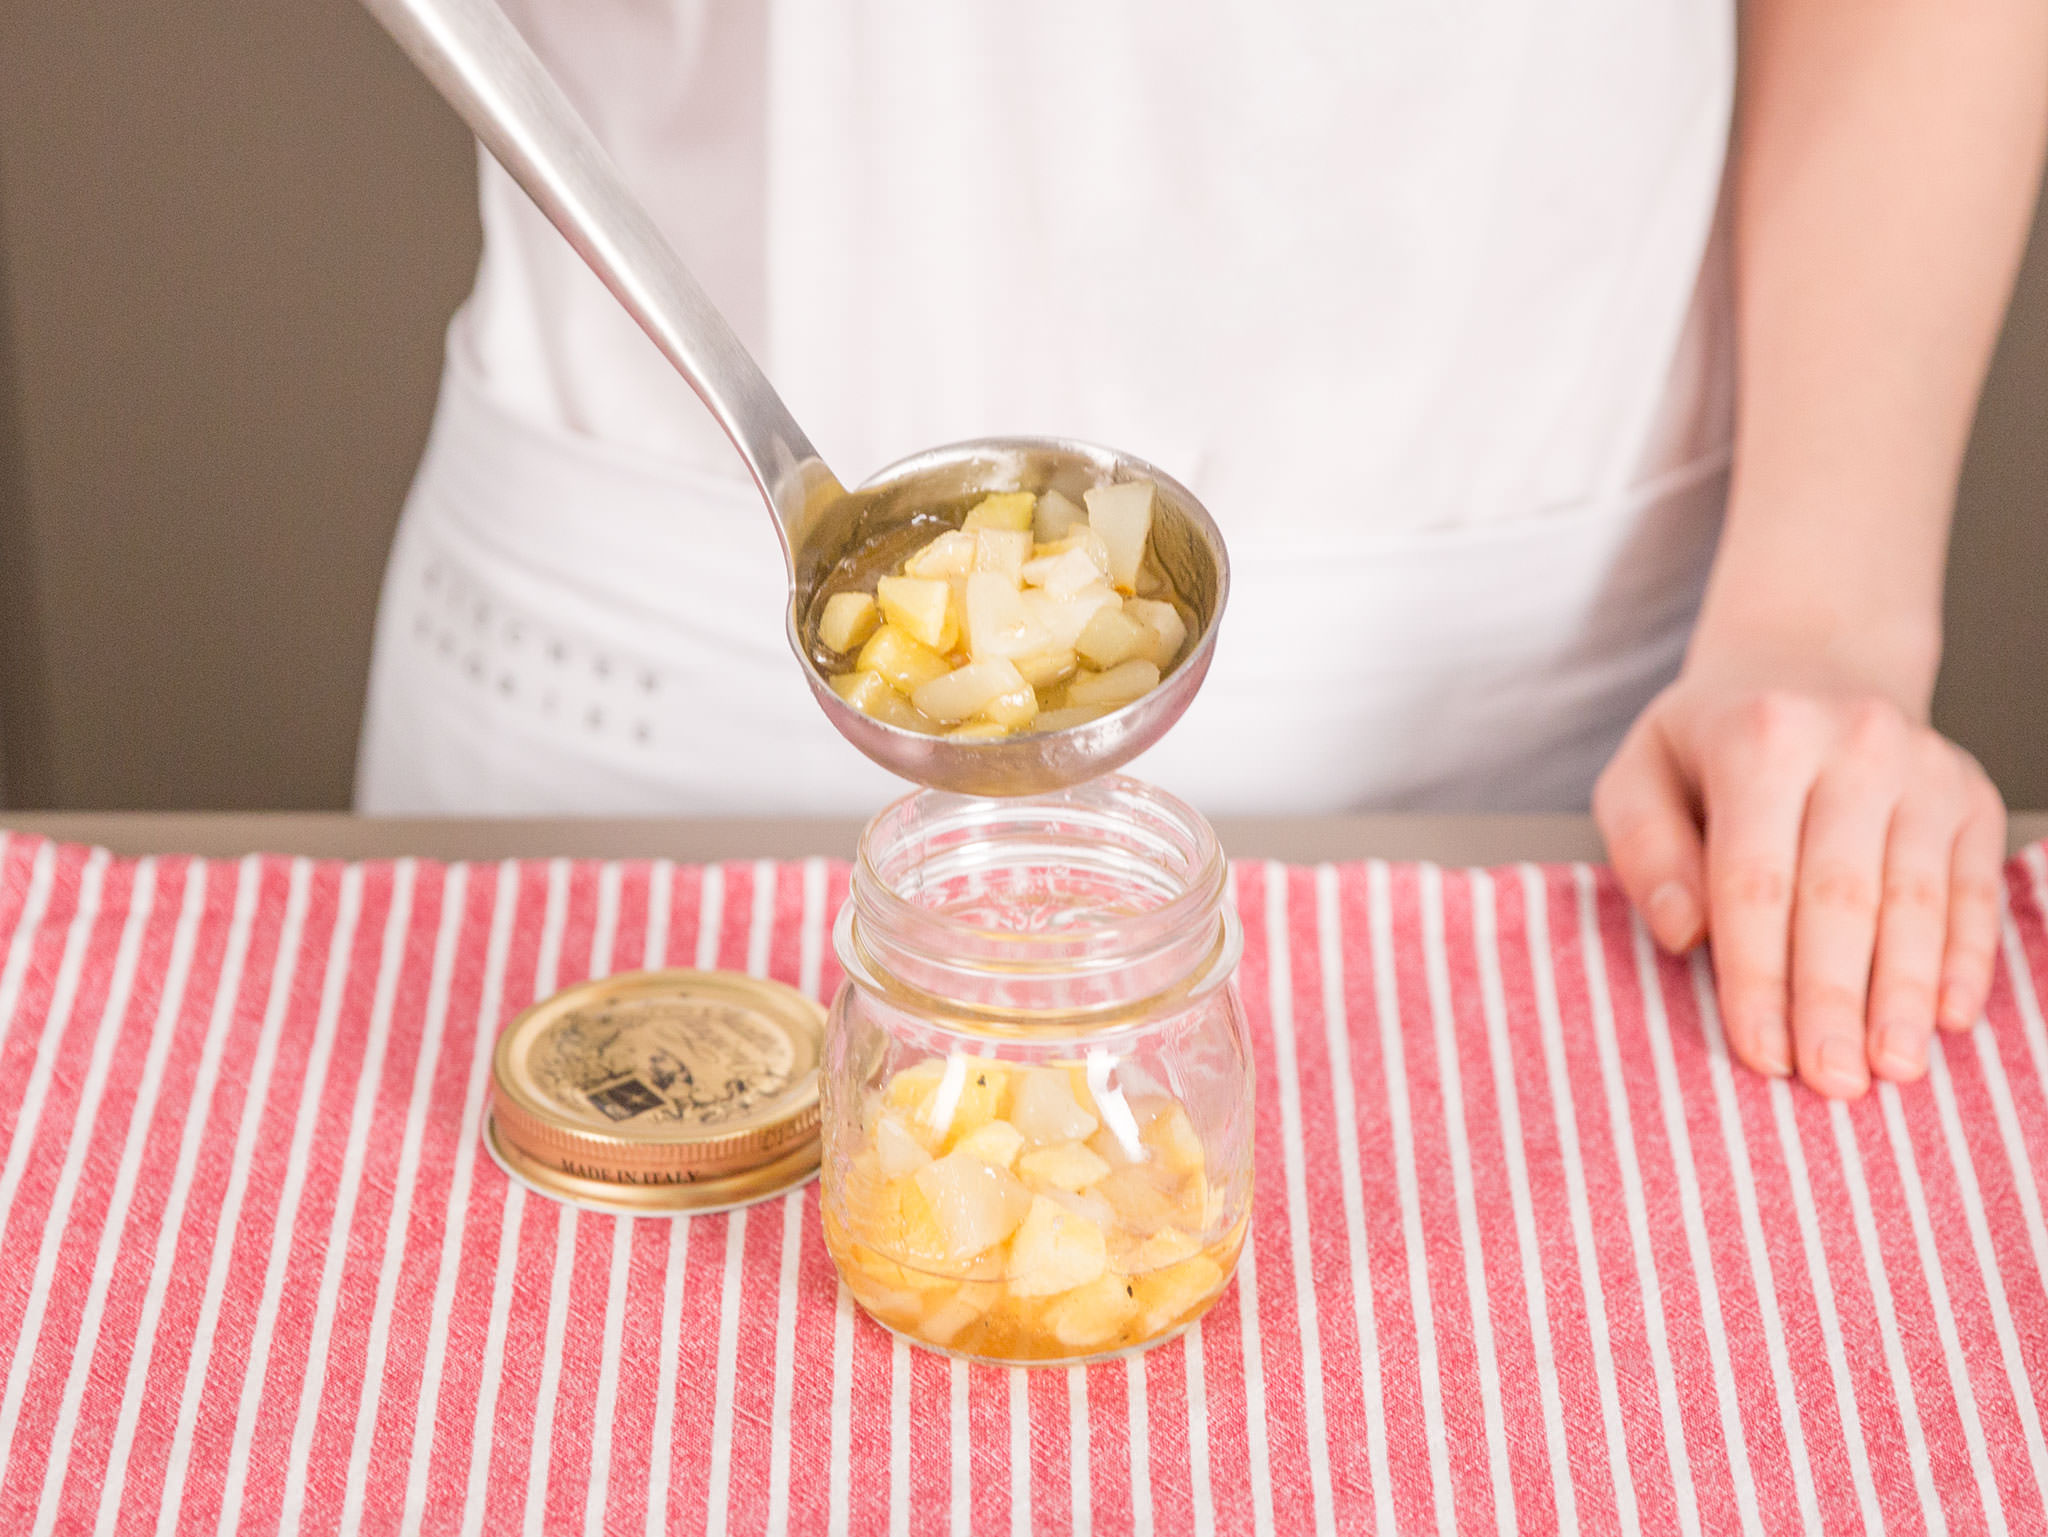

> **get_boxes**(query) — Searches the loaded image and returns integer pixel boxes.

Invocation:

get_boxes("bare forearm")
[1697,0,2048,713]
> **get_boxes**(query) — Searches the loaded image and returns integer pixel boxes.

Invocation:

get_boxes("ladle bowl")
[800,438,1224,794]
[363,0,1228,795]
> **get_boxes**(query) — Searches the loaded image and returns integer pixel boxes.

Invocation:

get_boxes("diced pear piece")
[963,571,1046,662]
[1039,526,1113,568]
[1095,1163,1182,1235]
[952,1118,1025,1170]
[840,1272,925,1330]
[1018,1140,1113,1193]
[876,576,953,649]
[884,1055,1008,1147]
[882,1058,947,1113]
[818,591,880,654]
[977,682,1038,731]
[842,1244,954,1309]
[923,1061,1009,1150]
[1006,1194,1109,1296]
[1084,481,1155,592]
[973,529,1033,579]
[1121,598,1188,667]
[1074,604,1149,669]
[1131,1254,1224,1336]
[1014,649,1079,690]
[859,1174,953,1271]
[1019,544,1107,599]
[856,623,951,696]
[1143,1103,1206,1177]
[1044,1186,1119,1230]
[1022,583,1120,649]
[875,1114,931,1178]
[962,491,1037,532]
[913,1152,1032,1263]
[945,722,1010,742]
[1123,1226,1201,1273]
[829,670,935,733]
[1045,1273,1141,1350]
[912,657,1031,725]
[1010,1066,1100,1145]
[903,531,978,581]
[1066,659,1160,709]
[1033,704,1110,732]
[1086,1124,1140,1170]
[1034,487,1087,544]
[918,1283,999,1346]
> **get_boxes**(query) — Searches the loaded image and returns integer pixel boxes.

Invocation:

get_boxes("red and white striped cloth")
[1,831,2046,1535]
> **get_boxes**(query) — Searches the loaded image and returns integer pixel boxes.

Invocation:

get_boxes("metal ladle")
[362,0,1228,796]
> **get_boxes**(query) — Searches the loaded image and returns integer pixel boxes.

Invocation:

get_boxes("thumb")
[1594,716,1708,953]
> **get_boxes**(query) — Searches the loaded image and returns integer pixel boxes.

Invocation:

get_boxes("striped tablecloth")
[1,832,2046,1535]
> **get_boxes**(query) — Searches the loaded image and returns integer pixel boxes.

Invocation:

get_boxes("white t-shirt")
[358,0,1737,815]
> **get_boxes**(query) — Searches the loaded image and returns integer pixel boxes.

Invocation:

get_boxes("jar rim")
[842,775,1234,1026]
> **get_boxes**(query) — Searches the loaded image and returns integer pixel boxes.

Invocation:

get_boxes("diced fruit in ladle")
[819,480,1188,739]
[963,572,1045,662]
[973,530,1033,579]
[1067,660,1161,709]
[962,492,1037,532]
[876,576,954,650]
[1122,599,1189,668]
[1015,650,1079,690]
[855,625,951,696]
[1084,481,1154,592]
[1023,583,1119,650]
[902,532,978,581]
[912,658,1034,726]
[1033,487,1086,544]
[1074,605,1150,670]
[830,670,932,732]
[819,591,880,654]
[1020,542,1109,599]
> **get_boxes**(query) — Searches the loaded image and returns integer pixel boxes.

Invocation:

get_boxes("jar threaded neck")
[839,775,1232,1024]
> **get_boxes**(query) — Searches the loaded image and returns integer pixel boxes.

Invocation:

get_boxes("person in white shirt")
[358,1,2047,1101]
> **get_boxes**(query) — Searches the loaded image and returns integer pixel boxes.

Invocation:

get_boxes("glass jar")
[821,774,1252,1365]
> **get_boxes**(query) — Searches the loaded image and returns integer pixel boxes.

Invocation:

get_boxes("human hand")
[1594,673,2006,1097]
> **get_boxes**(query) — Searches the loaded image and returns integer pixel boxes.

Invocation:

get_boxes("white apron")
[358,0,1736,816]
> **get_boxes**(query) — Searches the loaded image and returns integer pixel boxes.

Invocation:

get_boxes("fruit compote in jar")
[821,774,1252,1365]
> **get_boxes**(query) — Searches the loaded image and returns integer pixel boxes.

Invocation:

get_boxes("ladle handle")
[359,0,837,551]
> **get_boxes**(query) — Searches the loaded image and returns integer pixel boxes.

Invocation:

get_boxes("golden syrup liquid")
[823,1057,1245,1364]
[825,1208,1245,1364]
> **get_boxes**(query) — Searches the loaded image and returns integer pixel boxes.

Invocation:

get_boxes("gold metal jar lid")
[487,968,824,1215]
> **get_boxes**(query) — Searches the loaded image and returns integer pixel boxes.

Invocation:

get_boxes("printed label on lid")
[530,995,799,1129]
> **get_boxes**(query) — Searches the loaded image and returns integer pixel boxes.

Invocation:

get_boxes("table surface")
[4,826,2048,1532]
[7,811,2047,864]
[4,835,2048,1533]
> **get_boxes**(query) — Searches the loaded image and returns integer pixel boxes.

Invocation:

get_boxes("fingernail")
[1875,1022,1925,1080]
[1817,1036,1868,1097]
[1749,1018,1791,1076]
[1939,981,1977,1031]
[1646,883,1702,950]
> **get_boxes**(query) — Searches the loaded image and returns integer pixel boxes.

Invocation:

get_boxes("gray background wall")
[1,3,2043,811]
